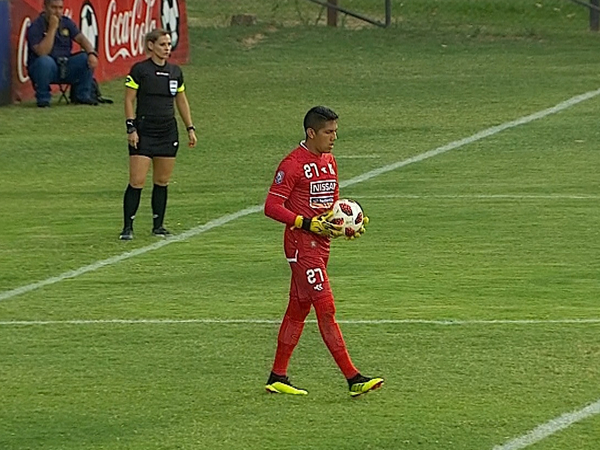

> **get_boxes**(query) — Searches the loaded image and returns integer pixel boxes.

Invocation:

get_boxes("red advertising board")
[9,0,189,102]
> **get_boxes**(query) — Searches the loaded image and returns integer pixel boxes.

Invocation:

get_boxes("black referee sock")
[123,184,142,229]
[152,184,168,229]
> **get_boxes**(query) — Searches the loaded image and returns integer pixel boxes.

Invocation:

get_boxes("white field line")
[353,194,600,200]
[2,87,600,303]
[2,314,600,450]
[339,88,600,188]
[492,399,600,450]
[335,154,381,159]
[1,318,600,327]
[0,205,262,302]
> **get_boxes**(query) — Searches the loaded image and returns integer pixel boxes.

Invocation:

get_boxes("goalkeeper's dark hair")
[303,106,338,134]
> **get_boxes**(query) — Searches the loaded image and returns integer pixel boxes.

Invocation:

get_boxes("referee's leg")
[119,155,150,240]
[151,157,176,234]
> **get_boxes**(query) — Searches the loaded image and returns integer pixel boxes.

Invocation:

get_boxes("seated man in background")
[26,0,99,107]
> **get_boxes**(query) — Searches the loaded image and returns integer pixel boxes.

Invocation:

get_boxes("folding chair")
[54,83,70,104]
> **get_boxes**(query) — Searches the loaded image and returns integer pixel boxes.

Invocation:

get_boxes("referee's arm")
[175,91,197,148]
[124,86,138,148]
[175,91,192,128]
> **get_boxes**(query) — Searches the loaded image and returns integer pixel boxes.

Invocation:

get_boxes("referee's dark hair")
[144,28,171,52]
[304,106,338,134]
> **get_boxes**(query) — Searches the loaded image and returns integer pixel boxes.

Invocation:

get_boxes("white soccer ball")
[80,3,99,53]
[331,199,364,238]
[161,0,180,49]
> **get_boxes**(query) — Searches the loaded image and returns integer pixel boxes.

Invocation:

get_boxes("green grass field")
[1,1,600,449]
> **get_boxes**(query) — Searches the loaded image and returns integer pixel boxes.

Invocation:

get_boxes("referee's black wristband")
[301,217,312,231]
[126,119,136,134]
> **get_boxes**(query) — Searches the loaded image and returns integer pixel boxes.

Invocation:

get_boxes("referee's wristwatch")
[126,119,136,134]
[186,125,196,132]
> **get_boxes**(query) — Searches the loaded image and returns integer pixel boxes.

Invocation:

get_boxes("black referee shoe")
[152,227,171,237]
[119,227,133,241]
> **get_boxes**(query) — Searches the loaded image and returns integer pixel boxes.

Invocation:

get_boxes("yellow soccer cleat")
[265,372,308,395]
[348,374,384,397]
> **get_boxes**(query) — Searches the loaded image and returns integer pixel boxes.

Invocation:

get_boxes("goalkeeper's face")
[310,120,338,154]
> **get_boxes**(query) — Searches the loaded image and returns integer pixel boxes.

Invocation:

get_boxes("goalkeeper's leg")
[314,297,384,396]
[271,287,311,377]
[314,297,359,380]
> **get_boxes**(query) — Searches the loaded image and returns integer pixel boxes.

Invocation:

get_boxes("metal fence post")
[591,0,600,31]
[305,0,389,28]
[328,0,338,27]
[385,0,392,27]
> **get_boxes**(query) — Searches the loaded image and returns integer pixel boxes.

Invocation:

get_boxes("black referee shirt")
[125,58,185,120]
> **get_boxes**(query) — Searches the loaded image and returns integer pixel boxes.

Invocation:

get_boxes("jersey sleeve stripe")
[177,83,185,93]
[286,249,299,263]
[125,75,139,89]
[268,191,288,200]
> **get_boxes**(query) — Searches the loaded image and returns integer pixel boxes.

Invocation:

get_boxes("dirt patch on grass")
[241,33,266,48]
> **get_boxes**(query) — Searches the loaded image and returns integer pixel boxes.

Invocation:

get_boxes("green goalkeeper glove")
[294,211,344,239]
[347,215,369,240]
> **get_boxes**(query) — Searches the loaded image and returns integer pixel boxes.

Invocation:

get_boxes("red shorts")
[284,227,332,303]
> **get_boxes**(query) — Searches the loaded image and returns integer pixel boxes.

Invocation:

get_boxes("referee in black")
[119,28,197,240]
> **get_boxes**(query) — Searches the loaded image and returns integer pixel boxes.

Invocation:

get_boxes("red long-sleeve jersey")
[265,143,339,224]
[265,143,340,253]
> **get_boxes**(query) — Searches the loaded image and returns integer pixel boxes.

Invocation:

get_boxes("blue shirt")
[26,13,80,67]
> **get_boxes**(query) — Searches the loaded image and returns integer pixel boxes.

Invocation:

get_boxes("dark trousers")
[28,52,93,105]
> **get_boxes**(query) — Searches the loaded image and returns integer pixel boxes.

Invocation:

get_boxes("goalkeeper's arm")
[264,194,342,238]
[264,193,301,225]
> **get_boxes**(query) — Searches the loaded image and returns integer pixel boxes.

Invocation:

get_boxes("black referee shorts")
[129,116,179,158]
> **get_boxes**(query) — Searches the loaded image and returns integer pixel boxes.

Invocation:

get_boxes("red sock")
[272,297,311,375]
[314,299,359,379]
[272,316,304,375]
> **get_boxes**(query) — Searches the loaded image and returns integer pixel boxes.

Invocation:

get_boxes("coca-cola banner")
[9,0,189,103]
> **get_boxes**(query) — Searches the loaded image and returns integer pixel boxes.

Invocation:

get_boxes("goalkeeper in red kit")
[263,106,384,397]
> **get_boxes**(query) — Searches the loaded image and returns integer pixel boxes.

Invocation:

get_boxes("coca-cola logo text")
[105,0,157,63]
[17,18,31,83]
